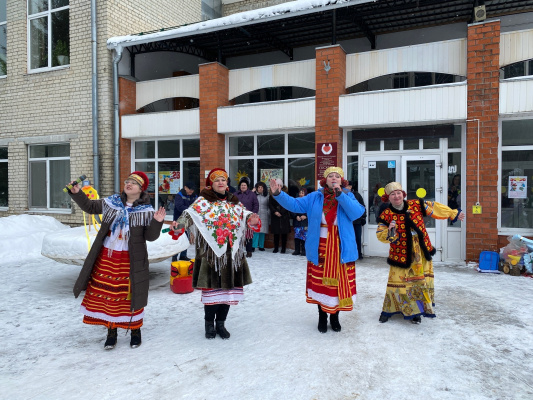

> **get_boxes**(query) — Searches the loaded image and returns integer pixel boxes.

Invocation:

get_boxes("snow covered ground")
[1,215,532,400]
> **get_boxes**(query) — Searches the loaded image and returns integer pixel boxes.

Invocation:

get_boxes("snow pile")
[0,214,69,265]
[40,223,189,266]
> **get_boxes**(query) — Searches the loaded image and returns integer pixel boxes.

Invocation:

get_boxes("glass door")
[362,156,401,257]
[401,155,442,260]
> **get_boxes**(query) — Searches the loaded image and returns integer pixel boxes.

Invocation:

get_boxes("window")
[501,119,533,230]
[0,0,6,77]
[28,0,69,71]
[28,143,70,210]
[500,59,533,79]
[133,139,200,217]
[228,132,315,196]
[447,126,463,227]
[0,147,7,207]
[201,0,222,21]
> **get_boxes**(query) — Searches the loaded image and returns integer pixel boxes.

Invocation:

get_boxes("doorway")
[362,154,443,260]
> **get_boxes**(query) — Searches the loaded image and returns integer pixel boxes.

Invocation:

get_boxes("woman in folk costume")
[172,168,260,340]
[376,182,465,324]
[67,172,165,349]
[269,167,365,333]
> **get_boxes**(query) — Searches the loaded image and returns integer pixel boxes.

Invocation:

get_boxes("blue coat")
[173,189,198,221]
[274,189,365,265]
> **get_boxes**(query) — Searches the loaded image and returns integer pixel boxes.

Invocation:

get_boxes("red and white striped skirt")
[80,247,144,329]
[305,237,356,313]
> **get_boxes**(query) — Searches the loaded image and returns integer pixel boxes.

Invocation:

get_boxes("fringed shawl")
[183,189,251,272]
[101,193,154,251]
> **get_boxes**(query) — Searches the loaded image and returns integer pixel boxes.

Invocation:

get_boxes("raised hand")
[269,179,282,194]
[153,207,166,222]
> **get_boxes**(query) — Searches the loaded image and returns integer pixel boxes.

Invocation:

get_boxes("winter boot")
[318,305,328,333]
[330,312,341,332]
[130,328,142,348]
[300,240,306,256]
[104,328,117,350]
[280,234,287,254]
[292,239,301,256]
[205,321,216,339]
[273,235,279,253]
[215,321,231,339]
[215,304,231,339]
[379,313,389,323]
[411,315,422,324]
[246,251,252,258]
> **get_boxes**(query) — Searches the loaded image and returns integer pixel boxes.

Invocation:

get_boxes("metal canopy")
[127,0,533,62]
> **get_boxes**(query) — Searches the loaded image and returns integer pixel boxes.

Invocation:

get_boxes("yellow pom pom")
[416,188,427,198]
[377,187,385,197]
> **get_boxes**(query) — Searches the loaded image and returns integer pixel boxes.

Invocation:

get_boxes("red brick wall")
[315,45,346,185]
[118,77,136,184]
[466,21,501,261]
[199,62,229,180]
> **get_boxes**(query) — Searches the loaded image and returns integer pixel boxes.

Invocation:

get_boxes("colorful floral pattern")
[191,199,244,248]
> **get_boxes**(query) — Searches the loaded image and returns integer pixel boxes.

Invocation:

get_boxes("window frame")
[131,137,201,220]
[498,118,533,234]
[27,143,71,212]
[0,0,6,78]
[27,0,70,73]
[225,131,316,190]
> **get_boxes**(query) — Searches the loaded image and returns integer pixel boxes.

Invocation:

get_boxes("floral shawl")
[183,191,252,271]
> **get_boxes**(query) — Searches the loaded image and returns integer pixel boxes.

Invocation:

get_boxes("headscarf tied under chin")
[102,194,154,254]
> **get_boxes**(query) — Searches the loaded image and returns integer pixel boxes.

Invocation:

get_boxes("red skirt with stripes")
[80,247,144,329]
[305,237,356,313]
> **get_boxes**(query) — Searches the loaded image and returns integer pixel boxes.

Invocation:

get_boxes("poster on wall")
[158,171,181,194]
[508,176,527,199]
[260,169,283,183]
[316,142,338,183]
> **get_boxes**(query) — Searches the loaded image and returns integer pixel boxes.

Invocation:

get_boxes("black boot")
[280,234,287,254]
[292,239,301,256]
[379,313,389,323]
[318,305,328,333]
[411,315,422,324]
[273,234,279,253]
[104,328,117,350]
[204,305,218,339]
[300,241,306,256]
[205,320,216,339]
[215,304,231,339]
[130,328,142,348]
[330,312,341,332]
[216,321,230,339]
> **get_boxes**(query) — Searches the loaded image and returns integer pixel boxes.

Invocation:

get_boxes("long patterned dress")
[376,201,459,320]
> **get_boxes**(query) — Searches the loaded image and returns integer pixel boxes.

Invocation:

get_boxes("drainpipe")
[112,46,123,193]
[91,0,99,192]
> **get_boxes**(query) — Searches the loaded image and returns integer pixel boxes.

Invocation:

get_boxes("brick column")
[315,45,346,184]
[199,62,229,181]
[466,21,500,261]
[118,77,136,184]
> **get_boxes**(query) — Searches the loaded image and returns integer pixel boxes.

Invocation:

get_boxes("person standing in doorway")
[67,171,165,349]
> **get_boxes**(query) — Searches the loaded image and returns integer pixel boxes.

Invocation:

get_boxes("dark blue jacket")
[173,189,198,221]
